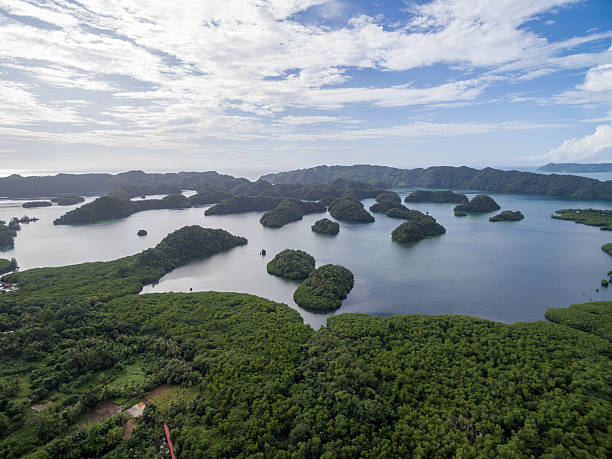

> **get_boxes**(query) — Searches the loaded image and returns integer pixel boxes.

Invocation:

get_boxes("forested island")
[311,218,339,235]
[454,194,500,213]
[22,201,52,208]
[262,164,612,200]
[391,215,446,242]
[293,264,354,311]
[552,209,612,230]
[266,249,316,280]
[489,210,524,222]
[405,190,468,203]
[54,195,192,225]
[603,243,612,256]
[51,195,84,206]
[329,198,375,223]
[0,233,609,456]
[538,162,612,173]
[260,199,325,228]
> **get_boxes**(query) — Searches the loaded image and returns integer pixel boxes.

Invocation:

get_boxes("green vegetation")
[311,218,339,235]
[0,240,610,456]
[54,195,193,225]
[489,210,524,222]
[602,243,612,256]
[552,209,612,230]
[369,191,402,213]
[602,279,609,287]
[189,190,233,206]
[22,201,52,208]
[204,195,281,215]
[51,195,85,206]
[375,191,401,204]
[392,216,446,242]
[454,194,501,213]
[0,258,17,275]
[54,197,134,224]
[329,198,375,223]
[455,210,467,217]
[266,249,316,280]
[405,190,468,203]
[545,301,611,341]
[293,264,354,311]
[385,206,425,220]
[260,199,326,228]
[262,164,612,200]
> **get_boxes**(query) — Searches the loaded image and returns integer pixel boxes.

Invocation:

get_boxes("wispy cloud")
[0,0,609,166]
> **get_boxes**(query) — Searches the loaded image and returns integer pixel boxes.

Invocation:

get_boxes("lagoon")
[1,190,611,328]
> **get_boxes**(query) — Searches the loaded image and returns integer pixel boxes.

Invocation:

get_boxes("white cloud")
[0,0,608,157]
[546,123,612,161]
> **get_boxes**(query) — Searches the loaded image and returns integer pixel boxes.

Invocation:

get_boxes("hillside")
[538,162,612,173]
[261,164,612,200]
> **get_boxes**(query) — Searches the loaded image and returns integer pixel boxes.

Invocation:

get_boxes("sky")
[0,0,611,177]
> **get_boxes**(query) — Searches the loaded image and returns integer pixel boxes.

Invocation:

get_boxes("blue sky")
[0,0,611,177]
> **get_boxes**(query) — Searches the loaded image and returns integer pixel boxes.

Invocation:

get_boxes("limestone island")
[267,249,316,280]
[392,216,446,243]
[137,229,147,236]
[54,194,192,225]
[454,210,467,217]
[52,195,85,206]
[311,218,339,235]
[405,190,468,203]
[454,194,500,213]
[386,207,426,220]
[260,199,325,228]
[329,198,375,223]
[369,192,402,213]
[22,201,52,208]
[489,210,524,222]
[293,264,354,311]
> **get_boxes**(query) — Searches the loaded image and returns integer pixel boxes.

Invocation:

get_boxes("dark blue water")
[1,191,611,329]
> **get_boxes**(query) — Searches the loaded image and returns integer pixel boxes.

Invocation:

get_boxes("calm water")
[1,191,611,329]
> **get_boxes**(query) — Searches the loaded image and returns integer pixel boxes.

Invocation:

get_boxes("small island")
[260,199,325,228]
[54,194,194,225]
[391,216,446,243]
[52,195,85,206]
[205,195,282,215]
[293,264,354,311]
[137,229,147,236]
[489,210,524,222]
[261,202,303,228]
[311,218,339,235]
[369,191,403,213]
[552,209,612,230]
[267,249,316,280]
[22,201,52,208]
[602,243,612,256]
[454,194,500,213]
[329,199,375,223]
[405,190,468,203]
[454,210,467,217]
[386,206,425,220]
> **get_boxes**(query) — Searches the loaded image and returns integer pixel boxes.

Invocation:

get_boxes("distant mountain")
[538,162,612,173]
[0,170,238,198]
[261,164,612,201]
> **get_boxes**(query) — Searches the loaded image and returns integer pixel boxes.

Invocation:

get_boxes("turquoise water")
[1,191,611,329]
